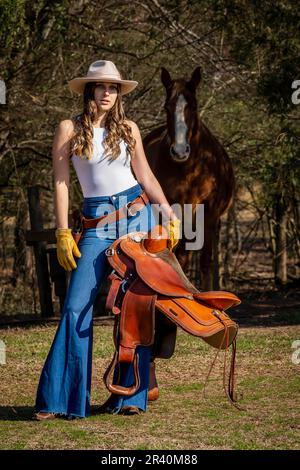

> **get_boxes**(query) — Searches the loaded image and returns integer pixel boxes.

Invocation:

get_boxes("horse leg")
[173,239,193,274]
[200,223,214,290]
[212,219,221,290]
[148,361,159,401]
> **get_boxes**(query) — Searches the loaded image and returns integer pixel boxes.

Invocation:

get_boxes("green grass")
[0,324,299,450]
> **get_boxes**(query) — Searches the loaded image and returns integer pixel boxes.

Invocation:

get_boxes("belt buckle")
[125,201,137,217]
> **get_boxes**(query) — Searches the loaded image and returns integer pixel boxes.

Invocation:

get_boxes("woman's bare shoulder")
[125,119,139,134]
[56,118,77,138]
[125,119,136,125]
[58,118,76,130]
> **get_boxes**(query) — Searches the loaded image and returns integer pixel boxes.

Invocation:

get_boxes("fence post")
[27,186,54,317]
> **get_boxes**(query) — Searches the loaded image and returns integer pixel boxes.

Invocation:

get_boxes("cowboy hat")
[68,60,138,96]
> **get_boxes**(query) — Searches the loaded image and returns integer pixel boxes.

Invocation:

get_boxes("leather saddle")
[103,225,241,403]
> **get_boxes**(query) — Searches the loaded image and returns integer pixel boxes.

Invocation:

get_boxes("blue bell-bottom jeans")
[35,183,157,418]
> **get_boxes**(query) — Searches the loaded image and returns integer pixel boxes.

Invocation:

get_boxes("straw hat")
[68,60,138,95]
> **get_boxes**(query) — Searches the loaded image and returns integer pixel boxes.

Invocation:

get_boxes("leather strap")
[82,190,149,229]
[105,273,122,315]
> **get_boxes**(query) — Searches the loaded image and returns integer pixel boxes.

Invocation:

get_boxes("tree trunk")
[223,204,235,287]
[213,219,221,290]
[12,200,28,286]
[273,194,288,286]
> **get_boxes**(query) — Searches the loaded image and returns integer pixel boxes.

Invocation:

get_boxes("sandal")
[120,406,140,415]
[34,411,58,421]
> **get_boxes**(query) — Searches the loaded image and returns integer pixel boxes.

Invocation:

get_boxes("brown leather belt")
[81,190,149,229]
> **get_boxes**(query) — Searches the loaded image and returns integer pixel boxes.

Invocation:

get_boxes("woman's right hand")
[55,228,81,271]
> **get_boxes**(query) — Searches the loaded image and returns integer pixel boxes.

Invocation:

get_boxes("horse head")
[161,66,201,162]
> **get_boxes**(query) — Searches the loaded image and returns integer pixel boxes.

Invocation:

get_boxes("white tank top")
[71,127,137,197]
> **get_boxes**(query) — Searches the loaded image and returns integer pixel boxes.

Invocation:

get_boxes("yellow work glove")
[55,228,81,272]
[165,218,181,251]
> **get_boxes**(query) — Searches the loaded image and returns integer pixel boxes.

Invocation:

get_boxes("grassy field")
[0,322,299,450]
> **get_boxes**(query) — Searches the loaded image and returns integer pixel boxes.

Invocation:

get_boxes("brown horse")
[143,67,235,290]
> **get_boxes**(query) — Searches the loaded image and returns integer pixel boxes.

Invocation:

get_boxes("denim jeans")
[35,183,157,417]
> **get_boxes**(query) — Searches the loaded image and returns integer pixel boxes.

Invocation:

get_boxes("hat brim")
[68,77,138,96]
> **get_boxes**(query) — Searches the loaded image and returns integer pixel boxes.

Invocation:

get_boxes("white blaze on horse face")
[174,94,188,149]
[170,93,190,161]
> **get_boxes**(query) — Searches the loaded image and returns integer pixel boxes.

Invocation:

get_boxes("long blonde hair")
[70,82,136,163]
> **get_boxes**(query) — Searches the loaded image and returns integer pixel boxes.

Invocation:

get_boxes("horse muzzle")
[170,143,190,161]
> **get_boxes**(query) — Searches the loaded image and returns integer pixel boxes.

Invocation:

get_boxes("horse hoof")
[148,387,159,402]
[149,361,159,401]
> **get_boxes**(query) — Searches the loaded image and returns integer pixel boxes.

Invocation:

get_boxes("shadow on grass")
[231,288,300,327]
[0,406,36,421]
[0,290,299,330]
[0,405,108,421]
[0,315,113,330]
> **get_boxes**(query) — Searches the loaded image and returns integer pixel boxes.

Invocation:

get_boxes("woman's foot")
[120,406,140,415]
[34,411,57,421]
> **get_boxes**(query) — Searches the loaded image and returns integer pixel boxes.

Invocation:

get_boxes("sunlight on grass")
[0,324,299,450]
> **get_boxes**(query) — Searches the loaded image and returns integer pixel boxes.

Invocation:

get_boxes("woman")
[34,60,180,420]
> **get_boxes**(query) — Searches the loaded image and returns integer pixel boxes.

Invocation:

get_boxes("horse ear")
[187,67,202,91]
[161,67,172,89]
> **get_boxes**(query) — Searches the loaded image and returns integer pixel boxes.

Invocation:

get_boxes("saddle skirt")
[103,225,241,401]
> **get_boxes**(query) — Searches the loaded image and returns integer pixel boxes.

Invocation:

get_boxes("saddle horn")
[142,224,169,253]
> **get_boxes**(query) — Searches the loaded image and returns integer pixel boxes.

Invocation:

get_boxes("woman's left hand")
[165,218,181,251]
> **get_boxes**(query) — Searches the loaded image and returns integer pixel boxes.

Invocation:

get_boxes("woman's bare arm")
[52,119,75,229]
[129,120,178,221]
